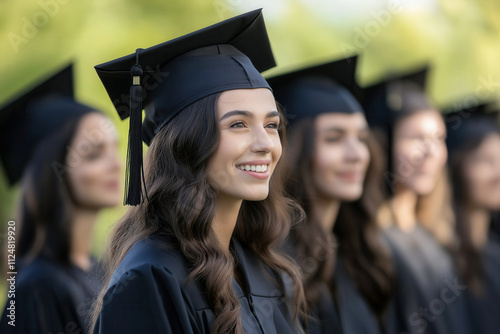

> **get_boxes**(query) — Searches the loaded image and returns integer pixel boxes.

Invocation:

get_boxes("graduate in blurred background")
[0,64,122,333]
[269,56,395,334]
[445,103,500,334]
[363,69,471,334]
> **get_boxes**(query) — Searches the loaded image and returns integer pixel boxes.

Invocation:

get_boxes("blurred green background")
[1,0,500,305]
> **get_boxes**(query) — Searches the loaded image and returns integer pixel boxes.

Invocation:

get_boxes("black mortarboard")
[266,55,362,125]
[361,67,429,130]
[94,9,275,205]
[0,64,95,186]
[444,101,500,155]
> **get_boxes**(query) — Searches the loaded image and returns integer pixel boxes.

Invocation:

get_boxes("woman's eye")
[358,135,369,143]
[473,156,494,165]
[324,137,341,143]
[229,121,245,128]
[266,122,280,130]
[86,151,101,160]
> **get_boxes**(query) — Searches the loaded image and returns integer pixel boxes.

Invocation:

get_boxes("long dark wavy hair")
[448,123,500,295]
[91,92,307,334]
[14,113,92,267]
[283,115,394,320]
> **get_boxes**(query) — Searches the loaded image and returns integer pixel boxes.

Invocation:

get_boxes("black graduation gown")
[383,225,471,334]
[334,259,381,334]
[465,233,500,334]
[281,237,342,334]
[93,236,302,334]
[304,282,342,334]
[491,211,500,238]
[333,258,376,334]
[334,258,399,334]
[0,256,102,334]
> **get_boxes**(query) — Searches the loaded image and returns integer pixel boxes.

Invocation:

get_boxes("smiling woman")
[90,10,307,334]
[312,112,371,201]
[209,89,282,199]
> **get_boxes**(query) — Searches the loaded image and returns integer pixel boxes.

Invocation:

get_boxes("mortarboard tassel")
[124,48,146,205]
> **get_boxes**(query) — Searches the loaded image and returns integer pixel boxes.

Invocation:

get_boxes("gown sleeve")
[466,236,500,334]
[94,263,200,334]
[334,260,384,334]
[305,283,342,334]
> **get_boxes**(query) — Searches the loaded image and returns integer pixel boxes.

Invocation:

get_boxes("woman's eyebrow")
[219,110,280,121]
[321,127,345,134]
[321,125,370,133]
[219,110,252,121]
[266,111,280,119]
[78,141,104,151]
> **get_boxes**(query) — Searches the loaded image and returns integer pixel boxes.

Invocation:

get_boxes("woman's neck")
[467,206,491,249]
[212,194,242,253]
[71,206,99,271]
[312,196,341,232]
[391,185,418,232]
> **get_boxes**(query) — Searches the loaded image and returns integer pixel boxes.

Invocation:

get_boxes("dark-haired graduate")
[362,69,471,334]
[0,65,122,333]
[91,10,307,334]
[267,56,396,334]
[445,103,500,334]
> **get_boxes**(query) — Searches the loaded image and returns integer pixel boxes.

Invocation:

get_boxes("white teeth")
[236,164,269,173]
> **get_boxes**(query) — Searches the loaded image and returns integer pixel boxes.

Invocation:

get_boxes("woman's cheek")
[69,163,97,201]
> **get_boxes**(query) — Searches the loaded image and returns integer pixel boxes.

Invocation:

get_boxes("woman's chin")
[241,190,270,202]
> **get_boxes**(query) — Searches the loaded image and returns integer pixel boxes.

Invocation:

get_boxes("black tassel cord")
[124,48,147,205]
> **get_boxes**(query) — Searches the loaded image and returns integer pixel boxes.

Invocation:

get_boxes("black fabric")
[141,44,272,145]
[444,103,500,158]
[0,257,102,334]
[0,64,95,185]
[360,67,428,131]
[305,284,342,334]
[266,56,363,126]
[93,236,302,333]
[491,212,500,238]
[464,233,500,334]
[334,258,400,334]
[282,237,342,334]
[383,225,472,334]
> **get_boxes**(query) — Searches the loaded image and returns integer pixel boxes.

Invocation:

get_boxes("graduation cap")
[0,64,95,186]
[94,9,276,205]
[361,67,429,130]
[266,55,362,125]
[444,101,500,156]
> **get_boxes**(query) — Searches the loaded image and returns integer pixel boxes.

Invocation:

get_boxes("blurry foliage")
[0,0,499,301]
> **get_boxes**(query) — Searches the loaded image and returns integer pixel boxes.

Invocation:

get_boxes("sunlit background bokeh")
[1,0,500,303]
